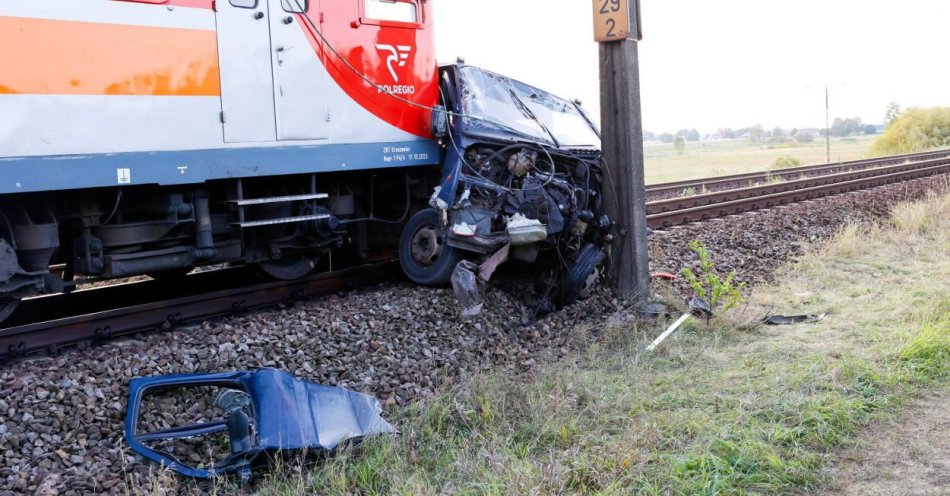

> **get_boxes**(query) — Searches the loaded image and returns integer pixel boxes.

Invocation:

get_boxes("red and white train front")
[0,0,445,319]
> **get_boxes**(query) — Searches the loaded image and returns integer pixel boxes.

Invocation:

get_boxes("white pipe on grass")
[645,312,692,353]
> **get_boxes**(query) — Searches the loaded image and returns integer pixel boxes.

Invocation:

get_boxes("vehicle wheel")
[399,208,462,286]
[561,243,606,306]
[252,254,319,281]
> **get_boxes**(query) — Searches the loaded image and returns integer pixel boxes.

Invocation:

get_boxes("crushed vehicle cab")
[399,65,611,313]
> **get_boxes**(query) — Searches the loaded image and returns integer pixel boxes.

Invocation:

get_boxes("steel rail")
[644,148,950,199]
[0,263,399,361]
[647,162,950,229]
[646,157,950,215]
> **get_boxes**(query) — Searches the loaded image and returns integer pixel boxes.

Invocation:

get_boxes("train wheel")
[399,208,461,286]
[252,254,319,281]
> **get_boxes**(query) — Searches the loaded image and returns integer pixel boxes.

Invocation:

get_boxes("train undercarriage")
[0,168,439,321]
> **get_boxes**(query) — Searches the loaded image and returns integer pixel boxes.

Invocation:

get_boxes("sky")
[433,0,950,135]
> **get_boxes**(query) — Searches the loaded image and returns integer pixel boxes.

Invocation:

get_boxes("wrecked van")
[399,65,612,313]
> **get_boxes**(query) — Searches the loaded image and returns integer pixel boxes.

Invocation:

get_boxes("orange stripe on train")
[0,16,220,96]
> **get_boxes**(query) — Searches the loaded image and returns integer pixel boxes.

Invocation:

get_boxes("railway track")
[644,148,950,200]
[646,156,950,229]
[3,151,948,361]
[0,263,398,361]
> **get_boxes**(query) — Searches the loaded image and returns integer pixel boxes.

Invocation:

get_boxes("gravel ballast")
[0,175,946,495]
[650,177,949,293]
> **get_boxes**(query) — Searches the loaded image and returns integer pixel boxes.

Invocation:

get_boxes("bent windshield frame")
[456,66,601,149]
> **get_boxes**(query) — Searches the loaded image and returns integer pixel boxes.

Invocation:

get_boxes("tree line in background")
[645,118,879,151]
[644,129,701,144]
[644,101,950,158]
[871,104,950,156]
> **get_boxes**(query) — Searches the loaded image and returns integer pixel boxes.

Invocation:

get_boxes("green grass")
[645,135,876,184]
[246,187,950,495]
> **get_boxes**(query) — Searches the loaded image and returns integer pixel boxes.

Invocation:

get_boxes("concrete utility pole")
[593,0,650,307]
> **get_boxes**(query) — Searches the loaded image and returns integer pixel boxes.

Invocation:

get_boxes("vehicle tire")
[399,208,462,286]
[561,243,606,306]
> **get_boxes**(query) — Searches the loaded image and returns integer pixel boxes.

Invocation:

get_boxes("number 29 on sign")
[592,0,637,43]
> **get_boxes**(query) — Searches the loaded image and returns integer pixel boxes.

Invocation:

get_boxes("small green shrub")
[681,240,746,316]
[770,156,802,170]
[898,314,950,380]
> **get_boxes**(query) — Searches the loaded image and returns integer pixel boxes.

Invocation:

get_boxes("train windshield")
[457,66,601,149]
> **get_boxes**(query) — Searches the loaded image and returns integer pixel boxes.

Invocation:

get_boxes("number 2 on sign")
[593,0,629,42]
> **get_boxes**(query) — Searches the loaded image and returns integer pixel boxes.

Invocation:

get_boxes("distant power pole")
[825,85,831,163]
[593,0,650,307]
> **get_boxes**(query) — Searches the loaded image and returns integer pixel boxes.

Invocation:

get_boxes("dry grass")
[246,188,950,495]
[890,183,949,234]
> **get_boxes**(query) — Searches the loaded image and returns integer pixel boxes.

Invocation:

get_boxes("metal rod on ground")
[645,312,691,353]
[595,0,650,308]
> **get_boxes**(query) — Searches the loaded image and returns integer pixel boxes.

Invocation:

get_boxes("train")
[0,0,610,323]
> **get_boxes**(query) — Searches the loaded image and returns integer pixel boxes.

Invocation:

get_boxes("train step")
[233,214,330,228]
[229,193,329,206]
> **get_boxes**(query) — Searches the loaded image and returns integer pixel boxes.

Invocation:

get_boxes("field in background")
[645,135,877,184]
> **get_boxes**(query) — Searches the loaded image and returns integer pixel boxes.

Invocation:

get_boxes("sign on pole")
[595,0,650,306]
[592,0,641,43]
